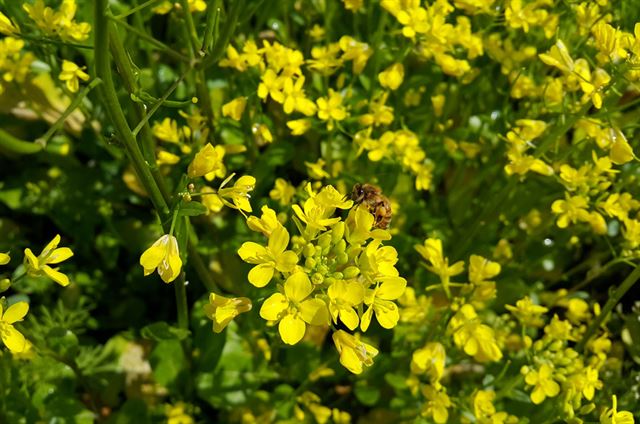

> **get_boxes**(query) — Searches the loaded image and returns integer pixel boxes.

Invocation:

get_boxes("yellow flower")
[238,225,298,287]
[328,280,365,330]
[282,76,317,116]
[152,118,182,144]
[0,252,9,265]
[165,402,194,424]
[203,293,252,333]
[260,272,329,345]
[24,235,74,287]
[24,0,91,42]
[287,119,312,136]
[415,238,464,296]
[421,385,451,424]
[411,342,446,383]
[247,205,280,237]
[600,395,635,424]
[506,296,548,327]
[360,276,406,331]
[139,234,182,283]
[448,304,503,362]
[217,175,255,213]
[609,128,635,165]
[341,0,363,12]
[551,194,591,229]
[269,178,296,206]
[156,150,180,165]
[522,363,560,404]
[339,36,372,74]
[257,69,284,103]
[201,186,224,214]
[0,301,29,353]
[222,97,247,121]
[0,11,19,35]
[378,63,405,90]
[332,330,378,374]
[187,143,226,179]
[316,89,347,129]
[59,60,89,93]
[305,159,331,180]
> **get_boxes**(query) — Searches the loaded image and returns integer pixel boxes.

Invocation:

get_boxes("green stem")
[108,15,190,62]
[36,79,103,147]
[187,240,220,293]
[179,0,201,54]
[94,0,170,219]
[576,265,640,352]
[174,271,189,329]
[0,128,43,155]
[112,0,164,19]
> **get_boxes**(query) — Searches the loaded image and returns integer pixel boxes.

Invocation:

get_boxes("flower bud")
[305,257,317,269]
[312,273,324,285]
[303,243,316,258]
[336,252,349,265]
[331,222,345,243]
[343,266,360,279]
[318,233,332,249]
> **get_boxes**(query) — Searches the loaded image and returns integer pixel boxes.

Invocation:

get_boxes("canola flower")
[139,234,182,284]
[0,301,29,353]
[24,235,74,287]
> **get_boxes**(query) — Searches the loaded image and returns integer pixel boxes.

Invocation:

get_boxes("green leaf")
[354,380,380,406]
[178,201,208,217]
[141,321,190,341]
[150,340,186,389]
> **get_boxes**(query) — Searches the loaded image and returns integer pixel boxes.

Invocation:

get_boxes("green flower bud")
[336,252,349,265]
[324,277,336,286]
[331,272,344,280]
[0,278,11,293]
[303,243,316,258]
[332,239,346,255]
[343,266,360,279]
[318,265,329,275]
[312,273,324,285]
[331,222,345,243]
[305,257,317,269]
[318,233,332,249]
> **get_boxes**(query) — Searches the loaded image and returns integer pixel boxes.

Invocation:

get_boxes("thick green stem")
[0,128,43,155]
[94,0,170,219]
[576,265,640,352]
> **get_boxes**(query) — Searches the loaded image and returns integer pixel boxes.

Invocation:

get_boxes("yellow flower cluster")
[0,37,35,95]
[24,0,91,42]
[238,185,406,373]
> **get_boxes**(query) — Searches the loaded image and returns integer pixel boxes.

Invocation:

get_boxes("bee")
[351,183,392,229]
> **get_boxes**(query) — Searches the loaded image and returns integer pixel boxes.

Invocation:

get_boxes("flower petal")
[279,313,306,345]
[260,293,288,321]
[284,272,313,302]
[47,247,74,264]
[299,298,329,326]
[43,265,70,287]
[238,242,269,263]
[268,225,290,254]
[1,325,26,353]
[2,302,29,324]
[248,263,275,287]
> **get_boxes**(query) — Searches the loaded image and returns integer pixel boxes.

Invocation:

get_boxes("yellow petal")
[1,325,26,353]
[360,305,373,332]
[275,251,298,273]
[2,302,29,324]
[0,252,10,265]
[299,298,329,326]
[23,248,39,270]
[260,293,288,321]
[268,225,290,254]
[140,244,165,271]
[284,272,313,302]
[248,263,275,287]
[373,300,399,329]
[47,247,74,264]
[43,265,70,287]
[279,313,306,345]
[237,242,269,263]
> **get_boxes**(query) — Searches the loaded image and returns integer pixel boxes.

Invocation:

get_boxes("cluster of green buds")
[238,184,406,374]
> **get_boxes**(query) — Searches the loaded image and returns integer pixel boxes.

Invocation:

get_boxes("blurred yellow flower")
[59,60,89,93]
[203,293,252,333]
[332,330,378,374]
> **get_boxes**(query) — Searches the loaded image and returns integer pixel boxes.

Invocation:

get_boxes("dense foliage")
[1,0,640,422]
